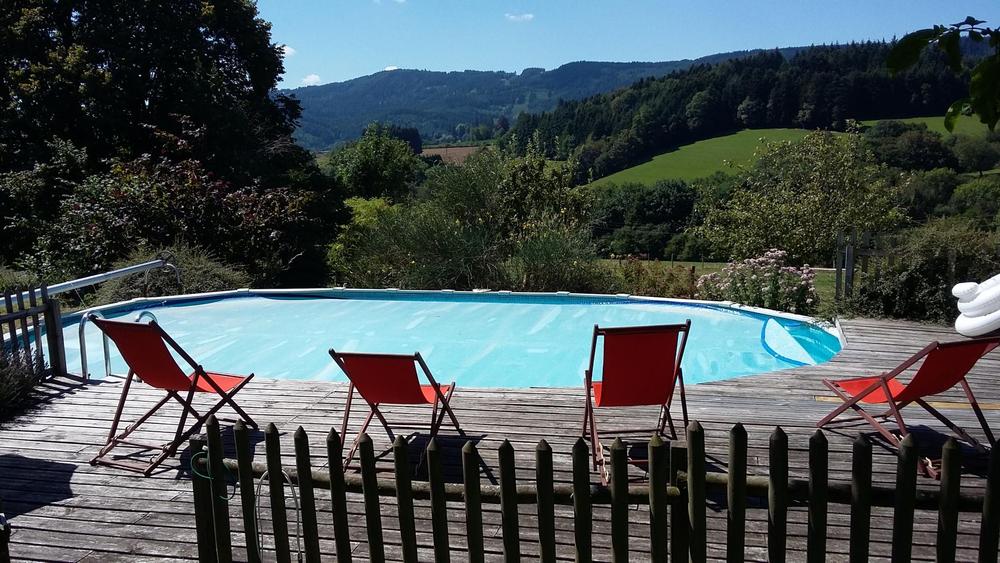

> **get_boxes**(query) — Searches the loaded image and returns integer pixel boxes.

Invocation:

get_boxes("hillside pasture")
[421,144,480,164]
[590,128,813,185]
[860,114,991,137]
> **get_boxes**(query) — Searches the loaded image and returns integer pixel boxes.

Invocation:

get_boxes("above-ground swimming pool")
[64,289,842,388]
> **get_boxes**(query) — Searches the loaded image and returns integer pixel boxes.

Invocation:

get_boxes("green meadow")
[591,115,992,186]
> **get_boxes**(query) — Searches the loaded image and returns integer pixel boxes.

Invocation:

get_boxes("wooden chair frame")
[582,321,691,485]
[90,317,257,476]
[818,338,999,477]
[330,350,465,468]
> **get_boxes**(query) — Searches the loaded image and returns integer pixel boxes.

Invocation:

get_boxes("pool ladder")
[78,310,159,380]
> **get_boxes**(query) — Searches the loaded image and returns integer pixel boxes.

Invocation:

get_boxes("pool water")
[64,291,841,388]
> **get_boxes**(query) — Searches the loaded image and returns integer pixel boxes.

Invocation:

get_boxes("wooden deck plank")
[1,318,998,561]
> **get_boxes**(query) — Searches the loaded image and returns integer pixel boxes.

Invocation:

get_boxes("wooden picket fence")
[191,417,1000,563]
[1,285,66,377]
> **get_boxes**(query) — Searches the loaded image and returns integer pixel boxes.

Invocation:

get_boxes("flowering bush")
[696,249,818,314]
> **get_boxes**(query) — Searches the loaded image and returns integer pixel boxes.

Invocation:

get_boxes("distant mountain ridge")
[285,48,806,151]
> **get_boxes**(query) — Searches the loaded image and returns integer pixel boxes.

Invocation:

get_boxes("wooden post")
[845,230,856,298]
[358,434,385,563]
[462,441,485,563]
[849,436,872,563]
[326,428,353,563]
[892,434,917,562]
[727,424,747,563]
[768,427,788,563]
[190,435,217,563]
[980,443,1000,563]
[648,435,669,563]
[427,438,451,563]
[937,439,961,563]
[2,292,17,357]
[669,442,689,561]
[571,438,592,563]
[294,427,321,563]
[393,437,418,563]
[41,286,66,378]
[807,430,828,563]
[536,440,556,563]
[610,438,629,563]
[834,231,843,300]
[499,440,520,562]
[205,417,232,563]
[233,420,261,563]
[687,422,707,563]
[26,288,42,367]
[264,423,291,563]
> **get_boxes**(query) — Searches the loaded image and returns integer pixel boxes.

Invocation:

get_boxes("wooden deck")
[2,318,998,561]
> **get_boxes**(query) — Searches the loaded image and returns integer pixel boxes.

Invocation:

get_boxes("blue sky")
[259,1,1000,88]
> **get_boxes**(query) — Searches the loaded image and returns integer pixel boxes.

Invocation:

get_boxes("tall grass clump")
[0,350,44,422]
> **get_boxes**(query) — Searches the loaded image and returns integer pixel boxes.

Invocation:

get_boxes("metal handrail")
[78,310,111,380]
[44,253,181,298]
[134,311,158,324]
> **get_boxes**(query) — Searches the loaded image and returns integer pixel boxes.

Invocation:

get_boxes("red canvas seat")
[330,350,464,467]
[89,316,257,475]
[818,337,1000,477]
[582,321,691,484]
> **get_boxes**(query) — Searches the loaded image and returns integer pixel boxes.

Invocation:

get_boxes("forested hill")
[505,41,984,183]
[285,48,804,151]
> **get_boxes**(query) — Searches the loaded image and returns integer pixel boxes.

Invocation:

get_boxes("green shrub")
[0,350,44,422]
[696,249,819,314]
[93,245,251,305]
[947,176,1000,228]
[610,258,698,298]
[504,222,610,292]
[851,220,1000,322]
[0,266,39,293]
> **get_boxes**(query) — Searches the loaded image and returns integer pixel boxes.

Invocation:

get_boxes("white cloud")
[281,45,296,58]
[505,12,534,22]
[384,66,399,72]
[301,73,321,86]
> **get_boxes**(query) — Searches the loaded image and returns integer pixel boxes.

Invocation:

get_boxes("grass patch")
[859,115,991,137]
[590,128,816,186]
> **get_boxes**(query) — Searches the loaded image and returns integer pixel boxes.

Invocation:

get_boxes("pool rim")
[64,286,843,343]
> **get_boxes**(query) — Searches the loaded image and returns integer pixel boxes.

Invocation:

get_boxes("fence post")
[937,439,961,563]
[610,438,629,563]
[980,444,1000,563]
[687,422,707,563]
[571,438,592,563]
[768,427,788,563]
[294,427,322,563]
[393,437,418,563]
[727,424,747,563]
[834,231,844,300]
[463,441,485,563]
[205,417,232,563]
[849,436,872,563]
[427,438,451,563]
[358,434,385,563]
[669,442,689,561]
[807,430,828,563]
[233,420,261,563]
[499,440,520,562]
[536,440,556,563]
[326,428,353,563]
[845,230,856,298]
[190,435,217,563]
[892,435,917,562]
[264,423,291,563]
[1,496,11,563]
[648,435,669,563]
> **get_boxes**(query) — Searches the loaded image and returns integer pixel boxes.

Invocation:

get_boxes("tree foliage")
[699,131,904,263]
[321,123,423,200]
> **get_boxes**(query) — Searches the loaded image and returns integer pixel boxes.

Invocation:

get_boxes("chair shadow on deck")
[174,424,267,481]
[0,453,77,519]
[370,432,496,485]
[825,423,993,478]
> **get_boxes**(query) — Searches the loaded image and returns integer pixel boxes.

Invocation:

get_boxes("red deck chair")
[582,321,691,484]
[329,350,465,467]
[818,337,999,476]
[89,316,257,475]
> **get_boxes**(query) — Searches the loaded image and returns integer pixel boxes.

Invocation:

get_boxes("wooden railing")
[1,285,65,377]
[191,416,1000,562]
